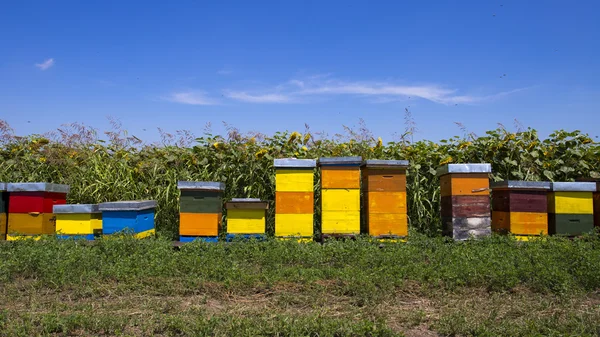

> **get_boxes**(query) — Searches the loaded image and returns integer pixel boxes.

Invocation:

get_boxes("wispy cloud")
[35,58,54,70]
[224,76,525,105]
[224,91,292,103]
[164,91,218,105]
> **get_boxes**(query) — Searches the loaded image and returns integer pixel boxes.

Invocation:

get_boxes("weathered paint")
[364,192,407,214]
[548,213,595,236]
[55,213,102,236]
[7,213,55,235]
[365,213,408,237]
[548,192,594,214]
[226,209,266,234]
[439,174,490,197]
[361,169,407,192]
[8,192,66,214]
[274,213,313,237]
[101,209,155,236]
[0,213,6,240]
[179,212,221,236]
[179,190,222,214]
[320,167,361,189]
[275,192,313,214]
[321,189,360,211]
[275,169,314,192]
[491,211,547,235]
[491,190,547,213]
[321,210,360,234]
[179,236,219,243]
[440,195,490,218]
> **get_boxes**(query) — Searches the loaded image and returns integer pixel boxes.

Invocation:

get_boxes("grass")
[1,233,599,336]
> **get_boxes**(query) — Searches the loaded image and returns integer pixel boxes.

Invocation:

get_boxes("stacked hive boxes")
[548,182,595,236]
[318,157,362,239]
[6,183,69,240]
[98,200,157,238]
[225,198,268,241]
[491,181,550,239]
[54,204,102,240]
[274,158,316,241]
[575,178,600,228]
[178,181,225,243]
[0,183,6,240]
[361,160,410,238]
[437,164,492,240]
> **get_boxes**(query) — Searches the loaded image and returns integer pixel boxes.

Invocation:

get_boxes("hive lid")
[575,177,600,191]
[225,198,269,209]
[274,158,317,168]
[436,163,492,176]
[53,204,101,214]
[0,182,6,191]
[7,182,70,193]
[177,181,226,191]
[98,200,157,211]
[317,156,362,166]
[551,182,597,192]
[490,180,551,190]
[361,159,409,169]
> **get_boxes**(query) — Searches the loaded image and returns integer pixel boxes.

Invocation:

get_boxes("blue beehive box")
[98,200,157,238]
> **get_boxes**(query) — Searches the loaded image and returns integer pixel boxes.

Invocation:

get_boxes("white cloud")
[35,58,54,70]
[224,91,292,103]
[164,91,217,105]
[224,76,527,105]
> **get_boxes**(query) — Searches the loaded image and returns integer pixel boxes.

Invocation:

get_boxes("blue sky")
[1,0,599,144]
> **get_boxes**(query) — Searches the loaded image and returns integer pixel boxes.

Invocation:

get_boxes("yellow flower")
[303,133,311,144]
[458,141,472,149]
[255,149,268,159]
[39,157,46,163]
[301,146,308,151]
[249,137,256,144]
[342,144,347,149]
[440,156,453,165]
[377,137,383,148]
[582,138,593,144]
[213,142,224,150]
[288,132,302,143]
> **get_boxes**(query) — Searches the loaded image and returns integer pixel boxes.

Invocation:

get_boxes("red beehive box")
[7,183,70,213]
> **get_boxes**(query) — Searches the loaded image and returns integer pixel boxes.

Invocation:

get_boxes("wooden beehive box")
[177,181,225,243]
[490,181,551,237]
[54,204,102,240]
[318,157,362,237]
[436,164,492,240]
[548,182,595,236]
[0,183,6,240]
[361,159,409,238]
[6,183,70,240]
[575,178,600,229]
[225,198,268,241]
[98,200,157,238]
[274,158,316,240]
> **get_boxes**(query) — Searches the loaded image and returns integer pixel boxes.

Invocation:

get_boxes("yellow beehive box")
[318,157,362,237]
[225,198,268,240]
[274,159,316,239]
[54,204,102,240]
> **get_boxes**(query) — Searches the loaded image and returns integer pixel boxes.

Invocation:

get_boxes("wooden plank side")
[8,213,55,235]
[594,193,600,228]
[275,191,313,214]
[321,167,360,189]
[366,191,407,214]
[0,192,7,214]
[179,190,222,214]
[441,195,490,217]
[0,213,6,239]
[362,169,406,192]
[366,213,408,237]
[549,213,595,236]
[551,192,594,214]
[321,210,360,234]
[492,190,547,213]
[440,173,490,197]
[9,192,67,214]
[226,209,266,234]
[180,212,221,236]
[275,213,313,237]
[491,211,510,234]
[321,189,360,211]
[509,212,547,235]
[55,213,97,235]
[275,169,314,192]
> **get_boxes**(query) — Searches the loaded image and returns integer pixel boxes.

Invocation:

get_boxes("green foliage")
[0,119,598,239]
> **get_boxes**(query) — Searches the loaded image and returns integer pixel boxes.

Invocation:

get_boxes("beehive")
[98,200,157,238]
[6,182,69,240]
[177,181,225,243]
[361,159,409,238]
[0,183,7,240]
[54,204,102,240]
[575,178,600,229]
[225,198,268,241]
[548,182,595,236]
[437,164,492,240]
[318,156,362,238]
[491,181,551,237]
[274,158,316,241]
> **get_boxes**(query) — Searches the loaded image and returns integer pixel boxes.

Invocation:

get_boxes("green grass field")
[1,233,599,336]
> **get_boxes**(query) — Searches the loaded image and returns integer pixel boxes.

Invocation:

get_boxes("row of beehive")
[177,157,411,242]
[0,182,157,240]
